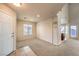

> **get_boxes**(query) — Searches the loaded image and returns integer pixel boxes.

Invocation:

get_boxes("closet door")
[0,12,14,55]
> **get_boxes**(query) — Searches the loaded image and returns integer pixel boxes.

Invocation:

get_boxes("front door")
[0,12,14,55]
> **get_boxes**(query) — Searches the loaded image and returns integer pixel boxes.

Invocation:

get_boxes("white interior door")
[0,12,14,55]
[53,24,59,45]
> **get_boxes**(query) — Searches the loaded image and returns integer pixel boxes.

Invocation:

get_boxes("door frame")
[0,11,15,55]
[52,24,58,45]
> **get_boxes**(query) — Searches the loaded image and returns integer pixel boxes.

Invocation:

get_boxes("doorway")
[53,24,59,45]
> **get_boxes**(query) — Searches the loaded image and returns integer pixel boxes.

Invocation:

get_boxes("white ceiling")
[7,3,64,22]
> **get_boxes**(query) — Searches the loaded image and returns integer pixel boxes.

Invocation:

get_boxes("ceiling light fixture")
[36,14,40,18]
[13,3,22,7]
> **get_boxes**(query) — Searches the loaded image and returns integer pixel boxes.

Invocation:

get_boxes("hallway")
[0,3,79,56]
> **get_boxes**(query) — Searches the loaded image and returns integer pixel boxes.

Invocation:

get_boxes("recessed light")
[13,3,21,7]
[30,19,33,21]
[36,14,40,18]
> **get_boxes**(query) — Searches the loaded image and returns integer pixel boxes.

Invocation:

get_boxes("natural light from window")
[70,25,77,38]
[24,24,32,36]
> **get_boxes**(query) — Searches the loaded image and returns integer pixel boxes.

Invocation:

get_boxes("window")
[24,24,32,35]
[70,26,77,38]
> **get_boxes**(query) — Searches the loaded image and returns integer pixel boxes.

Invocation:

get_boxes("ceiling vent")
[24,16,27,19]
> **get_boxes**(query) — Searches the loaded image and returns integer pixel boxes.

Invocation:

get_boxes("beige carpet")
[16,39,79,56]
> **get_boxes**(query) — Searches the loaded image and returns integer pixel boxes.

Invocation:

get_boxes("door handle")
[11,33,14,37]
[11,35,14,37]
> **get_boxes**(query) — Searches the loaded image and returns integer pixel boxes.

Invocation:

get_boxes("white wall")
[69,4,79,39]
[37,18,55,43]
[17,20,37,41]
[37,4,69,44]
